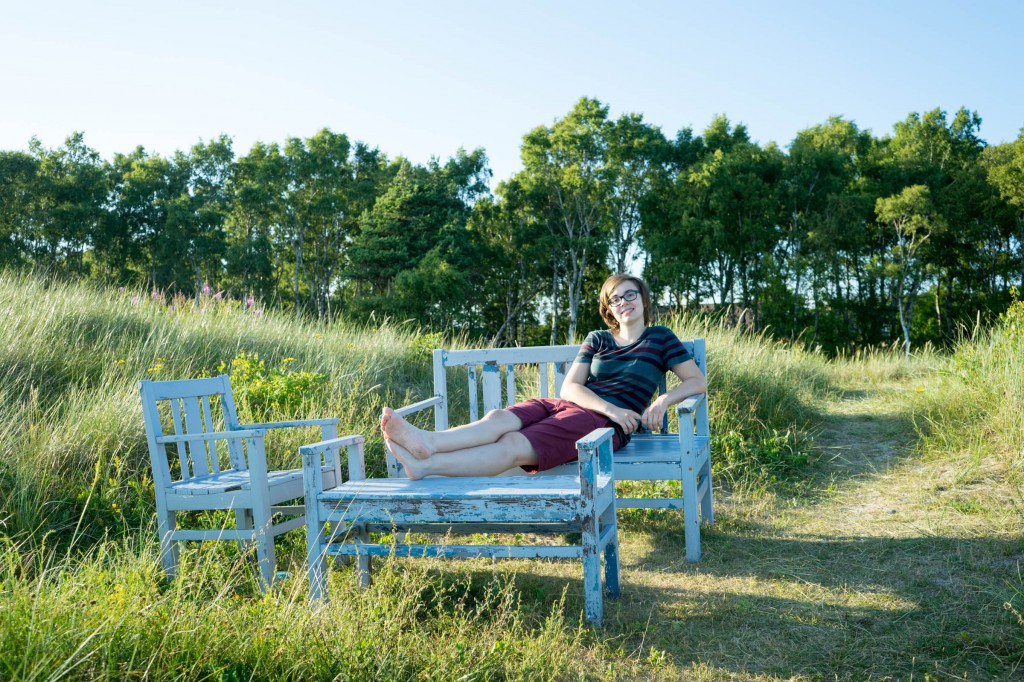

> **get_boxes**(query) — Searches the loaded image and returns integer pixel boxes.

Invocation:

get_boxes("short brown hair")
[599,274,653,332]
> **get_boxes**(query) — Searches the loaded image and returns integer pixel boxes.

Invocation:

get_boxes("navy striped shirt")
[574,326,691,442]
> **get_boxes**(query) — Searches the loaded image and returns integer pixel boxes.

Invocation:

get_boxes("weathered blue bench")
[389,340,713,561]
[301,428,621,625]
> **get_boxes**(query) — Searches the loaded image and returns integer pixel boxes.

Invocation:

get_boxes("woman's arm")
[640,359,707,432]
[560,362,644,435]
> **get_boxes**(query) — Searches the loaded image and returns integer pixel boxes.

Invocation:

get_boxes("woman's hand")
[641,395,670,433]
[608,406,644,435]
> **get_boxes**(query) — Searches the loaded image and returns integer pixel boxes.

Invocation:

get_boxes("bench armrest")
[300,434,366,482]
[156,428,265,444]
[394,396,443,418]
[676,393,707,415]
[298,434,365,456]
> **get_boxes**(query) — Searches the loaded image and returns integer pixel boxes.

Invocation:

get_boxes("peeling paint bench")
[389,340,713,561]
[301,428,621,625]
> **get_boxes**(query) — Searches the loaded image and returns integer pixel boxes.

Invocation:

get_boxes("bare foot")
[380,406,434,459]
[384,436,427,480]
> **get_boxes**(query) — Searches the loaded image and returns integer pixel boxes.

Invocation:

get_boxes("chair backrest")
[139,375,244,486]
[430,339,707,432]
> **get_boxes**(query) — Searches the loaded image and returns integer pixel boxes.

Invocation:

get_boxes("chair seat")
[613,434,711,464]
[167,466,336,496]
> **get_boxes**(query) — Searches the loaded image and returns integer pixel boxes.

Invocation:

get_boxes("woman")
[380,273,707,480]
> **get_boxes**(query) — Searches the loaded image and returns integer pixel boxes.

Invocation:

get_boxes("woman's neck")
[613,321,646,345]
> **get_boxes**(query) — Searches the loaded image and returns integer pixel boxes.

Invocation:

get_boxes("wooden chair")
[139,374,341,588]
[302,428,621,625]
[390,340,713,561]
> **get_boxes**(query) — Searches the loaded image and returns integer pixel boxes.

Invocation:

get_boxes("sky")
[2,0,1022,186]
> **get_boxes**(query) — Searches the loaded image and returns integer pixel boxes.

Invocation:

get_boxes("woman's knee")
[497,431,534,458]
[484,408,522,429]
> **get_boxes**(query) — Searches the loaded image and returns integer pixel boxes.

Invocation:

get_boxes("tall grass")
[17,271,998,678]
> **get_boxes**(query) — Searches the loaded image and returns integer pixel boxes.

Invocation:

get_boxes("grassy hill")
[0,271,1021,680]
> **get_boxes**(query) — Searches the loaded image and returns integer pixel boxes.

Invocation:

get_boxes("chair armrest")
[394,396,443,418]
[676,393,707,415]
[156,428,265,444]
[238,418,340,430]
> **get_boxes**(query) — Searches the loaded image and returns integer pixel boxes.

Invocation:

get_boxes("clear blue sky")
[2,0,1022,185]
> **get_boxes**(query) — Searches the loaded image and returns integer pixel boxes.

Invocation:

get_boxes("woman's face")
[607,280,644,328]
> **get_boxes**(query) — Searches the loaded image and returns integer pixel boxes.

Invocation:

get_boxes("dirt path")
[621,376,1023,679]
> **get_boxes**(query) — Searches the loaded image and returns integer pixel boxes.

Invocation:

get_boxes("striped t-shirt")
[574,325,692,442]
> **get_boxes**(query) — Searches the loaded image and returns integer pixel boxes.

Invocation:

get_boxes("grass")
[0,270,1022,679]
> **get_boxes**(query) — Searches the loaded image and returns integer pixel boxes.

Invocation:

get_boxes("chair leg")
[306,521,328,602]
[681,470,702,562]
[157,507,179,581]
[252,503,275,591]
[235,508,254,554]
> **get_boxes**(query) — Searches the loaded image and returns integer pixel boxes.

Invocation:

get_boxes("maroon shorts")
[505,398,622,472]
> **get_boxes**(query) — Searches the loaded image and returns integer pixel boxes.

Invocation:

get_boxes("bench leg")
[699,456,715,525]
[681,469,702,562]
[601,503,621,599]
[582,514,603,626]
[355,525,372,587]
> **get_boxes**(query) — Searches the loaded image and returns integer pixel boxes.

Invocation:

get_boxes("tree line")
[2,97,1023,352]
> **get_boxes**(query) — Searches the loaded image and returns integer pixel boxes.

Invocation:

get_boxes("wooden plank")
[182,396,210,477]
[616,498,684,509]
[441,345,579,367]
[554,360,568,396]
[169,399,190,479]
[319,475,583,500]
[482,363,501,414]
[202,396,221,474]
[144,376,227,401]
[467,365,479,422]
[325,543,583,559]
[318,497,581,525]
[505,364,515,407]
[539,363,550,398]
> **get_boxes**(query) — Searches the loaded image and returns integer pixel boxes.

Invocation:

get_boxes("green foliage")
[218,352,328,420]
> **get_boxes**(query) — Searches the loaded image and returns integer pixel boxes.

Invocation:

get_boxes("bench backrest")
[430,338,706,432]
[139,374,245,487]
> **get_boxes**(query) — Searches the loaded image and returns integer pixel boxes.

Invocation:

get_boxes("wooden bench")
[389,340,713,561]
[301,429,621,625]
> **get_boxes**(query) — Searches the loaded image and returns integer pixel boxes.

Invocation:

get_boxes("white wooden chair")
[301,428,620,625]
[139,375,341,588]
[390,340,713,561]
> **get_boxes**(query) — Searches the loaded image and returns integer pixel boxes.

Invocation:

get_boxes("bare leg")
[381,407,523,459]
[385,431,539,480]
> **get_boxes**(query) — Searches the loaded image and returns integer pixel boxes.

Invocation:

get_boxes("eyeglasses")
[607,289,640,307]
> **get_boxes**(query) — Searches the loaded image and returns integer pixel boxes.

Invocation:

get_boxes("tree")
[876,185,938,359]
[604,113,669,273]
[29,133,108,276]
[224,141,287,303]
[518,97,612,342]
[0,150,40,268]
[282,129,353,319]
